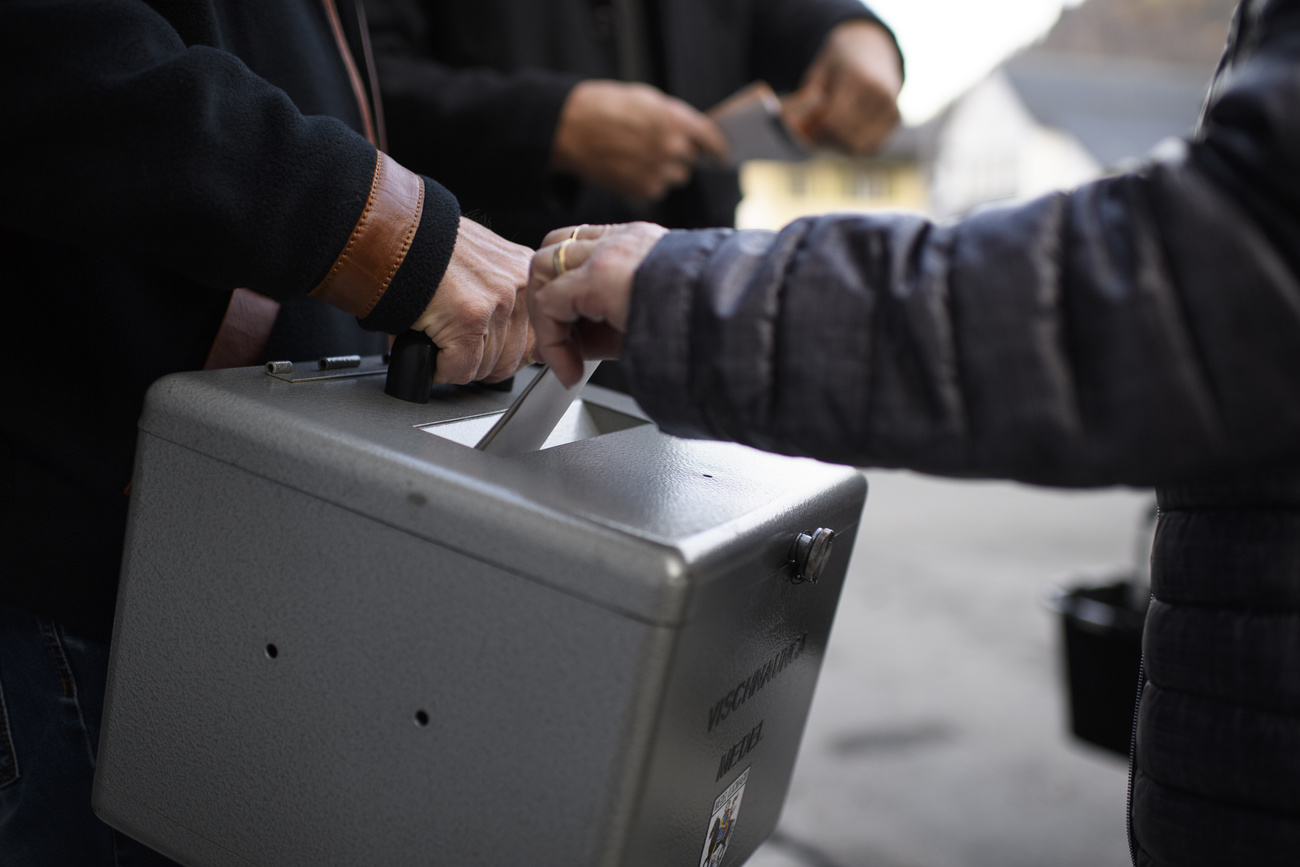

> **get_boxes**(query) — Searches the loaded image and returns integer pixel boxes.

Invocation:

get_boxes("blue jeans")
[0,602,180,866]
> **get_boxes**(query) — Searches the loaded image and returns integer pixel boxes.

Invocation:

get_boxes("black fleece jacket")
[366,0,891,246]
[0,0,462,640]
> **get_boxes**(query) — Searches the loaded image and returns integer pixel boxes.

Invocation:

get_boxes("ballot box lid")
[137,364,865,625]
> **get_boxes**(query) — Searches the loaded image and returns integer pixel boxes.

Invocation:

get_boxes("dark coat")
[0,0,462,640]
[366,0,887,246]
[622,0,1300,861]
[1138,470,1300,866]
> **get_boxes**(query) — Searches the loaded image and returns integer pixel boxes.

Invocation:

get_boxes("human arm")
[368,0,726,206]
[782,20,903,154]
[550,81,729,201]
[0,0,529,383]
[749,0,903,154]
[528,223,667,387]
[367,0,584,216]
[529,2,1300,487]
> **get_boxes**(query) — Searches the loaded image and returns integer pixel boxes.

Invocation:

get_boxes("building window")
[788,166,809,197]
[844,168,894,200]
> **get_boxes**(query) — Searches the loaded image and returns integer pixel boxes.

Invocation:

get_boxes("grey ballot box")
[93,360,866,867]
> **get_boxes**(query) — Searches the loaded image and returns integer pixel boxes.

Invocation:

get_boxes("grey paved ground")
[748,470,1153,867]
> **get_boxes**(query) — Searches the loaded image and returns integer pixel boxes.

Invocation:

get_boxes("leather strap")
[310,150,425,319]
[321,0,378,147]
[203,287,282,370]
[353,1,389,154]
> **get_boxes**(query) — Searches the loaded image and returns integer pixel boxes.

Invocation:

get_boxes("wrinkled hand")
[527,222,668,386]
[411,217,534,384]
[782,20,903,154]
[551,81,730,201]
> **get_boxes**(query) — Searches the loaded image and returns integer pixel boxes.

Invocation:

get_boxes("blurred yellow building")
[735,127,931,230]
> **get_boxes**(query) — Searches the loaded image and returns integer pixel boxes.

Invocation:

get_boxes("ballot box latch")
[790,527,835,584]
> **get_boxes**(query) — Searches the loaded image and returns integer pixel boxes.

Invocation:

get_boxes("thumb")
[782,70,830,145]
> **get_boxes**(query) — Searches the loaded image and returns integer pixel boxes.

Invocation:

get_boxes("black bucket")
[1046,576,1148,757]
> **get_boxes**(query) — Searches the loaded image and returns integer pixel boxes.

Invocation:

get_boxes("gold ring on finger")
[554,237,575,276]
[568,224,587,241]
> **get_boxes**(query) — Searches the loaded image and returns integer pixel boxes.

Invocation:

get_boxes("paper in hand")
[707,82,810,164]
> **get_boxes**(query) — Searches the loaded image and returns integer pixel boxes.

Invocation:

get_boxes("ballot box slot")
[417,398,648,450]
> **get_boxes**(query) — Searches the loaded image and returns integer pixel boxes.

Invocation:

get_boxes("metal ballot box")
[93,357,866,867]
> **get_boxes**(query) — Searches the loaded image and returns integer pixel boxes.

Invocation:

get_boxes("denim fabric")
[0,602,180,867]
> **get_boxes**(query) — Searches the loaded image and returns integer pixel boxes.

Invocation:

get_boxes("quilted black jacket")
[622,0,1300,862]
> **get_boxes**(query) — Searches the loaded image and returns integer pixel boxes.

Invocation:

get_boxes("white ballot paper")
[475,361,601,456]
[708,82,810,164]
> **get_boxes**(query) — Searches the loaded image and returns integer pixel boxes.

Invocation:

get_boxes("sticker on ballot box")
[699,766,749,867]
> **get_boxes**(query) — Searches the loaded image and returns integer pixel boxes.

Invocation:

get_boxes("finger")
[658,158,691,191]
[531,288,627,386]
[821,75,899,152]
[780,82,830,145]
[533,238,599,283]
[479,278,523,380]
[531,260,628,341]
[539,339,586,388]
[484,290,533,381]
[685,115,730,163]
[475,332,501,383]
[431,334,487,385]
[527,281,586,386]
[540,223,610,249]
[529,246,554,289]
[469,308,507,383]
[665,100,728,164]
[855,108,900,154]
[482,327,529,381]
[846,104,898,153]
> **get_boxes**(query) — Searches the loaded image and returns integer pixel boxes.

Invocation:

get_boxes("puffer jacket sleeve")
[622,0,1300,488]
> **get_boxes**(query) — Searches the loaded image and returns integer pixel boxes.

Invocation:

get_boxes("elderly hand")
[782,20,903,155]
[551,81,730,201]
[527,222,668,387]
[410,216,534,384]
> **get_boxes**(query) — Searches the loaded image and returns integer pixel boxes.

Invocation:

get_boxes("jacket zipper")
[1126,638,1145,864]
[1126,505,1158,865]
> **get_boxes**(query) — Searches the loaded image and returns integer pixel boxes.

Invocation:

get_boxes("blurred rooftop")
[1003,52,1211,169]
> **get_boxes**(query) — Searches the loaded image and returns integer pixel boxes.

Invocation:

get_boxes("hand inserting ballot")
[526,222,667,387]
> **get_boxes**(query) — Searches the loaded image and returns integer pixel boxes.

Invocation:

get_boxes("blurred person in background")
[365,0,905,247]
[526,1,1300,863]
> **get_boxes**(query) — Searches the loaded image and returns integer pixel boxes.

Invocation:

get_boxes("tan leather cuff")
[310,151,425,319]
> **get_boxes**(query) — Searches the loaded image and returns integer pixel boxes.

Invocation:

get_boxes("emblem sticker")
[699,766,749,867]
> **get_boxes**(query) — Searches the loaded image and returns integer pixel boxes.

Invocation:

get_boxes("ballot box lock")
[790,527,835,584]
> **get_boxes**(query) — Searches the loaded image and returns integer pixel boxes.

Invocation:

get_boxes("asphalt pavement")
[748,469,1153,867]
